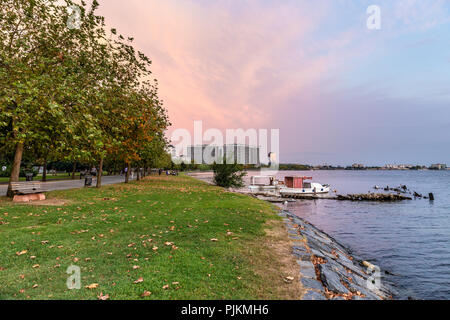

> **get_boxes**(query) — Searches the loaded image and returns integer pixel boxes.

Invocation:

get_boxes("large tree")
[0,0,170,196]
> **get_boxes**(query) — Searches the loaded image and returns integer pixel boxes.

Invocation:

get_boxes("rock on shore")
[337,193,412,201]
[280,210,396,300]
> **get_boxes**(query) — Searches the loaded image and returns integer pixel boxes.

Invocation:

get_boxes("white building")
[187,144,260,165]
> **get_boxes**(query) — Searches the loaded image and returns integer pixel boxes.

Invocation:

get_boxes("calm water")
[252,170,450,300]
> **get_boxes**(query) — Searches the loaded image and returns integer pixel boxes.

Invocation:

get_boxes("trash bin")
[25,173,34,182]
[84,175,93,187]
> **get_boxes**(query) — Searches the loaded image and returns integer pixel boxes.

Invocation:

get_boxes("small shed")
[284,176,312,189]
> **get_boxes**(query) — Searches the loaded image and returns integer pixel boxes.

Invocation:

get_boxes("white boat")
[248,175,284,195]
[279,176,330,196]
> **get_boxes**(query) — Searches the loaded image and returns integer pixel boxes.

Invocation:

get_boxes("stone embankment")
[280,210,396,300]
[336,193,412,201]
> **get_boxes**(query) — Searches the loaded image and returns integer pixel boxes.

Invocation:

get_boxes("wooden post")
[429,193,435,201]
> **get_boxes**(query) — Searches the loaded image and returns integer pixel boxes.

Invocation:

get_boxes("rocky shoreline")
[279,210,397,300]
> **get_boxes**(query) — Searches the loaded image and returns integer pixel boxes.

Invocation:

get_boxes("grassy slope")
[0,175,296,300]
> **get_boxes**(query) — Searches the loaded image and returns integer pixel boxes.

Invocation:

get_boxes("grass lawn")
[0,173,75,183]
[0,175,303,300]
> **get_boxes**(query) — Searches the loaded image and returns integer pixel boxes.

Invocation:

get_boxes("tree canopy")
[0,0,171,196]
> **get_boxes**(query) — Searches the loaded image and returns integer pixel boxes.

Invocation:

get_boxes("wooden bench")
[11,182,45,203]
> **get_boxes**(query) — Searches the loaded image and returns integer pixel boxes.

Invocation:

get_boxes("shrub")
[212,161,247,188]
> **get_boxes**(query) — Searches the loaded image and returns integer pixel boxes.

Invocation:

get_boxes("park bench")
[10,181,46,203]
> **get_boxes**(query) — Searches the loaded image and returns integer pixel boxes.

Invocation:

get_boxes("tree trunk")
[143,167,147,178]
[42,158,47,182]
[7,142,24,198]
[125,163,130,183]
[71,161,77,180]
[96,157,103,188]
[137,166,141,181]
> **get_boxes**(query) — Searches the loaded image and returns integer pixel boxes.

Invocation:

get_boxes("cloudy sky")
[97,0,450,166]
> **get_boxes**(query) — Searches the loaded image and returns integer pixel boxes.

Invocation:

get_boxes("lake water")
[192,170,450,299]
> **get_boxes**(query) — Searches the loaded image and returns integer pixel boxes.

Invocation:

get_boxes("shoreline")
[279,210,396,300]
[188,172,397,300]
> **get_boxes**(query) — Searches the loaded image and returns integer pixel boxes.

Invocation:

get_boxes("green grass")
[0,173,75,183]
[0,172,116,183]
[0,175,284,300]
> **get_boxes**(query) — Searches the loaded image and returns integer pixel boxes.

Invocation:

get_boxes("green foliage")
[0,0,170,190]
[212,161,247,188]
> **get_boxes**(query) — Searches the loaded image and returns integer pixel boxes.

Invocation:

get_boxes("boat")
[279,176,330,197]
[248,175,284,195]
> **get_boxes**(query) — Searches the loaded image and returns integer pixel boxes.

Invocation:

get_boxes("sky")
[96,0,450,166]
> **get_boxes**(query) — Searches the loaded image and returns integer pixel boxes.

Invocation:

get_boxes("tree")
[212,160,247,188]
[0,0,103,195]
[0,0,171,195]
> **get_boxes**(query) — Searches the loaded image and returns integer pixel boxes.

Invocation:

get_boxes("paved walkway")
[0,175,136,196]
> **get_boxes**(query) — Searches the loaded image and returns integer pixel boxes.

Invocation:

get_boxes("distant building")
[352,163,365,169]
[430,164,447,170]
[383,164,413,170]
[187,144,260,165]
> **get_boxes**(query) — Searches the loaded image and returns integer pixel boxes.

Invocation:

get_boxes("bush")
[212,161,247,188]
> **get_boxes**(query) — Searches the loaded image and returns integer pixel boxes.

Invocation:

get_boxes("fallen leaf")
[16,250,28,256]
[210,238,219,242]
[97,292,109,300]
[141,291,152,297]
[132,265,140,270]
[134,277,144,284]
[162,284,169,290]
[284,276,295,283]
[85,283,99,289]
[32,284,39,289]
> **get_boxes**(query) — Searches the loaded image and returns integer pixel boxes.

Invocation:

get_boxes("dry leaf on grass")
[16,250,28,256]
[141,291,152,297]
[134,277,144,284]
[85,283,99,289]
[98,292,109,300]
[284,276,295,283]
